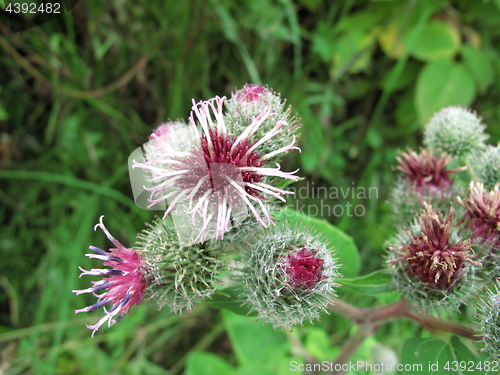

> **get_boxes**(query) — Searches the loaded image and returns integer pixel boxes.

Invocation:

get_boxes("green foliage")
[222,311,291,370]
[400,336,492,375]
[185,352,236,375]
[410,21,461,62]
[341,270,392,296]
[415,60,476,125]
[205,287,257,317]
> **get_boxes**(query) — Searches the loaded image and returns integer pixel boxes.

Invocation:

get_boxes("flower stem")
[329,298,479,340]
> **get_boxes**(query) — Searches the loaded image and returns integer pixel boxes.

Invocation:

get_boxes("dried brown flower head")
[389,204,480,289]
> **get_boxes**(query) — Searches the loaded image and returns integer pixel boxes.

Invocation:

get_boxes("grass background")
[1,0,500,374]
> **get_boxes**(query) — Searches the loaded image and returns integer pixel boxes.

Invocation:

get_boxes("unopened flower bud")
[236,223,341,331]
[475,144,500,191]
[136,217,225,315]
[423,106,488,157]
[476,279,500,360]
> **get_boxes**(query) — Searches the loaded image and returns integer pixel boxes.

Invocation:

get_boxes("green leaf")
[272,208,360,278]
[305,327,338,359]
[296,0,321,12]
[415,59,476,125]
[0,105,8,121]
[341,270,392,295]
[206,287,257,317]
[236,366,276,375]
[332,30,376,75]
[378,24,406,59]
[222,310,290,367]
[185,351,236,375]
[461,45,494,94]
[400,336,483,375]
[411,21,461,62]
[381,60,421,92]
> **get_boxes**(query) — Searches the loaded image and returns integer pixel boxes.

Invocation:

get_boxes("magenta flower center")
[175,129,264,202]
[286,247,324,290]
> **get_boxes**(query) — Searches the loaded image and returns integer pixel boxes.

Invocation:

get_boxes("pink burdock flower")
[387,203,482,313]
[389,204,479,289]
[396,148,465,195]
[458,182,500,250]
[285,247,325,291]
[389,148,467,224]
[234,83,267,103]
[149,122,174,140]
[133,95,300,243]
[73,216,147,337]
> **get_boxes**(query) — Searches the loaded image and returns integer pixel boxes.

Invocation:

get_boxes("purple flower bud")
[285,247,324,291]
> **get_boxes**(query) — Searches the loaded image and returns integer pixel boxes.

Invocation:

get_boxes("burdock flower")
[476,279,500,360]
[389,148,465,224]
[236,223,341,331]
[73,216,147,337]
[423,106,489,157]
[133,95,300,244]
[386,204,481,313]
[396,148,465,194]
[285,247,325,291]
[135,217,224,314]
[234,83,267,103]
[458,181,500,255]
[225,84,302,164]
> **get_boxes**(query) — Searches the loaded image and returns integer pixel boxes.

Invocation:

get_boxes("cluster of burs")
[73,84,342,337]
[386,106,500,359]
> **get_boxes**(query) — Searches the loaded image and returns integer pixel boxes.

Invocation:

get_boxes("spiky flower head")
[386,204,481,314]
[389,148,465,224]
[136,217,224,315]
[73,216,147,337]
[423,106,489,157]
[476,279,500,360]
[396,148,465,193]
[458,182,500,258]
[224,84,302,164]
[133,96,300,245]
[236,222,341,331]
[475,144,500,191]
